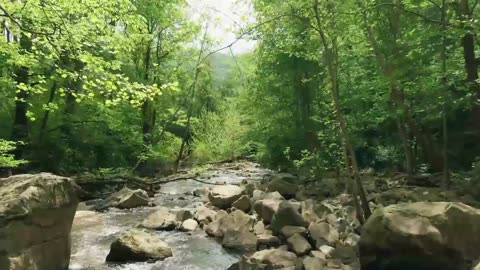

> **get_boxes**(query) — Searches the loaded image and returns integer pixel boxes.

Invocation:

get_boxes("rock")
[257,234,281,248]
[72,210,103,231]
[253,220,266,235]
[180,219,198,231]
[243,182,256,197]
[300,199,334,223]
[303,256,325,270]
[252,190,266,202]
[309,222,339,248]
[240,249,297,269]
[267,173,298,199]
[193,187,210,202]
[264,191,285,200]
[205,210,253,238]
[287,234,312,256]
[204,210,229,237]
[326,259,343,269]
[271,201,308,233]
[172,209,193,222]
[208,185,244,209]
[140,208,177,230]
[343,233,360,247]
[280,226,307,238]
[0,173,78,270]
[194,206,217,224]
[222,230,258,252]
[331,244,357,265]
[359,202,480,270]
[232,195,251,213]
[319,245,335,258]
[311,250,327,260]
[106,229,172,262]
[100,187,149,209]
[254,199,282,224]
[288,200,301,212]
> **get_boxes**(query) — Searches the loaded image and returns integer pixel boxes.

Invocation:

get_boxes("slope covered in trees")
[2,0,480,207]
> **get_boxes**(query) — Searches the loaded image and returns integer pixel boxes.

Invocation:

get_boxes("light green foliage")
[192,103,248,163]
[0,140,26,167]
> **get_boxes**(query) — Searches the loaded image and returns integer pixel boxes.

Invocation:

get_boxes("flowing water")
[69,162,269,270]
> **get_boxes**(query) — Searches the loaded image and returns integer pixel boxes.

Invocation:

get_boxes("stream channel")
[69,162,270,270]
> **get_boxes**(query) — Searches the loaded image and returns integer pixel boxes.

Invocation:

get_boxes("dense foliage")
[2,0,480,193]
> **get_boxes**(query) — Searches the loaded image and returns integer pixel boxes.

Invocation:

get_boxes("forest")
[2,1,480,270]
[2,0,480,193]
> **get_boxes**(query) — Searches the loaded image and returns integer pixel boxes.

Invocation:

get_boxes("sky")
[186,0,256,54]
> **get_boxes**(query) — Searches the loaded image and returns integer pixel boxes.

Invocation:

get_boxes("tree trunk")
[39,80,58,140]
[142,44,154,145]
[313,0,371,220]
[10,34,32,159]
[441,0,450,188]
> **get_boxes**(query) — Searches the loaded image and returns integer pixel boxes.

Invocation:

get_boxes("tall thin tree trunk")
[39,81,57,140]
[441,0,450,188]
[313,0,371,221]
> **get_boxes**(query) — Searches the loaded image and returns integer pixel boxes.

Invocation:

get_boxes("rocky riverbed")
[69,161,269,270]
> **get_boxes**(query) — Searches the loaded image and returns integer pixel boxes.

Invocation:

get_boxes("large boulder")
[99,187,149,209]
[208,185,244,209]
[0,173,78,270]
[359,202,480,270]
[222,230,258,252]
[271,201,308,233]
[266,173,298,199]
[106,229,172,262]
[140,207,177,230]
[239,249,297,269]
[205,210,253,238]
[254,199,282,224]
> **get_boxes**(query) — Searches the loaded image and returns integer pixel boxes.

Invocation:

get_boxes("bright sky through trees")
[186,0,256,54]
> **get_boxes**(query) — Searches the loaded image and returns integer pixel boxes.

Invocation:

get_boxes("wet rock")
[106,229,172,263]
[208,185,244,209]
[180,219,198,231]
[287,234,312,256]
[266,173,298,199]
[140,207,177,230]
[303,256,325,270]
[280,226,307,239]
[0,173,78,270]
[222,230,258,252]
[100,187,149,209]
[254,199,282,224]
[194,205,217,225]
[360,202,480,270]
[271,201,308,233]
[300,199,334,223]
[257,234,281,249]
[232,195,251,213]
[240,249,297,269]
[309,221,339,248]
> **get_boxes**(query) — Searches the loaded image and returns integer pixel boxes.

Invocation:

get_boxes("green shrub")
[0,139,26,167]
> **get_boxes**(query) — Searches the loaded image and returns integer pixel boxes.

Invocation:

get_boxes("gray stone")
[222,230,257,252]
[287,234,312,256]
[106,229,172,262]
[232,195,251,213]
[208,185,244,209]
[240,249,297,269]
[101,187,149,209]
[180,219,198,231]
[257,234,281,248]
[271,201,308,233]
[309,222,339,247]
[303,256,325,270]
[280,226,307,238]
[254,199,282,224]
[140,208,177,230]
[0,173,78,270]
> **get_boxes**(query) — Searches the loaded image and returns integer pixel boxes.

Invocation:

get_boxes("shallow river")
[69,162,269,270]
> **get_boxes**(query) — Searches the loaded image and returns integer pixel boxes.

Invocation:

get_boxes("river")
[69,162,270,270]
